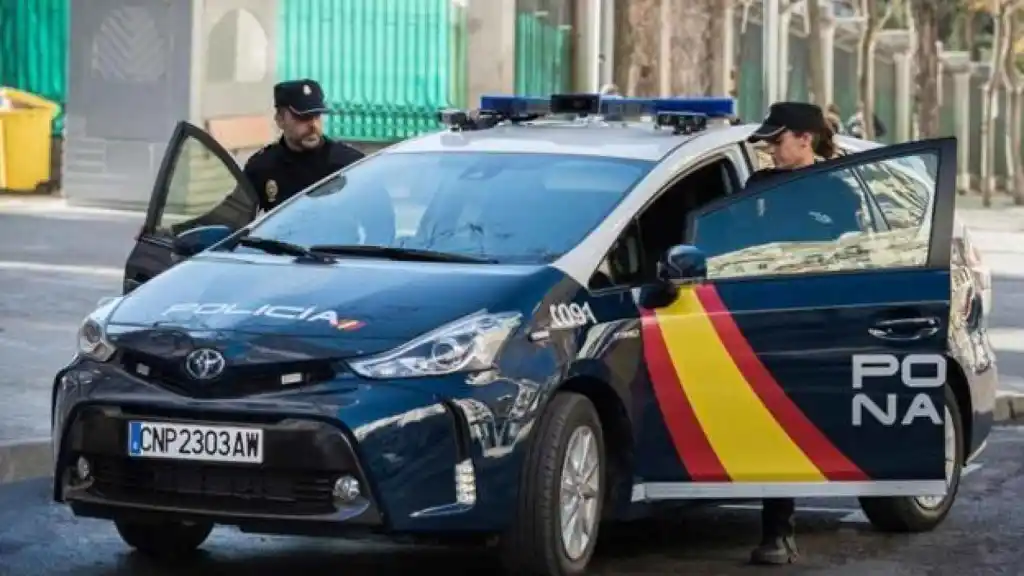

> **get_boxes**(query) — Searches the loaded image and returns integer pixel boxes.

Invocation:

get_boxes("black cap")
[274,79,331,116]
[747,101,826,143]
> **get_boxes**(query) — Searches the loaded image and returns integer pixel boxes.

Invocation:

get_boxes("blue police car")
[52,94,997,575]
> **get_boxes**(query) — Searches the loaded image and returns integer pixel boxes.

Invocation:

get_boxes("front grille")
[117,350,337,398]
[87,455,340,516]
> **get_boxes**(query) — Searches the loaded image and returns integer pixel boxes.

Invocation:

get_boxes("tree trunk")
[1002,10,1019,199]
[911,0,941,139]
[981,3,1011,207]
[666,0,716,94]
[858,0,879,140]
[614,0,661,97]
[807,0,827,107]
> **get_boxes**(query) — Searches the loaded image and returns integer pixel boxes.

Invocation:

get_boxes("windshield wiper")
[235,236,333,262]
[308,244,496,264]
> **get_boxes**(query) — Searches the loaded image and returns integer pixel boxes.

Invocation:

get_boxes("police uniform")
[244,79,365,212]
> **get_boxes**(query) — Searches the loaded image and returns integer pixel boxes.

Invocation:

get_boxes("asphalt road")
[0,201,139,443]
[0,426,1018,575]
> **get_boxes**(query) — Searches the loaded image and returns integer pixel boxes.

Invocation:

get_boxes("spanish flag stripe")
[657,288,824,481]
[694,285,868,481]
[640,309,730,481]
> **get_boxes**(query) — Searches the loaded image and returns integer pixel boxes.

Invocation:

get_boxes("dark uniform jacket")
[696,166,864,258]
[245,137,365,212]
[169,138,364,234]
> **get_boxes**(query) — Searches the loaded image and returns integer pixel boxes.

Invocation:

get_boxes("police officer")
[245,79,365,212]
[742,101,856,566]
[169,80,365,236]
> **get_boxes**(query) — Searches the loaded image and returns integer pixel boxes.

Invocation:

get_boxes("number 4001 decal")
[549,302,598,330]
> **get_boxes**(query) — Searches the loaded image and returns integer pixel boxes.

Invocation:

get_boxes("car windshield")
[227,151,653,264]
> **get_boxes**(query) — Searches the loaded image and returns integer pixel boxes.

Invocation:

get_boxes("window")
[159,135,252,234]
[589,156,738,289]
[690,151,937,280]
[229,152,654,265]
[855,156,931,230]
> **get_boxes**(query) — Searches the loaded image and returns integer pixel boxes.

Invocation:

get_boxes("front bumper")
[51,360,530,536]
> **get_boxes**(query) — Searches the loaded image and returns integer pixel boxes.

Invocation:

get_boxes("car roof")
[382,120,716,161]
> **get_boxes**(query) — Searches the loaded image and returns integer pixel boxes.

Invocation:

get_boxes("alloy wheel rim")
[559,425,600,561]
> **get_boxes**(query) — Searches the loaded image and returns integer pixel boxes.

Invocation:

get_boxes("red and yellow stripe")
[641,284,867,483]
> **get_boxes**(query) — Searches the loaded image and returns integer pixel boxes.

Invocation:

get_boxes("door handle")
[868,317,941,342]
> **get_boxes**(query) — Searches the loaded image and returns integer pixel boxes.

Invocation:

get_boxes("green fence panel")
[514,13,571,96]
[874,57,896,144]
[278,0,468,143]
[0,0,69,135]
[787,34,809,103]
[736,21,764,121]
[833,46,857,120]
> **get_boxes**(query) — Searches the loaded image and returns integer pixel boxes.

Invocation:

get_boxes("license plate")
[128,421,263,464]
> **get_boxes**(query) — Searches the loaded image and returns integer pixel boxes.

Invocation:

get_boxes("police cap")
[274,79,331,117]
[748,101,827,143]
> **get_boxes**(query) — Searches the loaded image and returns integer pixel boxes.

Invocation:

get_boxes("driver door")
[122,121,261,294]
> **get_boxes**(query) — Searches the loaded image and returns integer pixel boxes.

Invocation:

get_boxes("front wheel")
[115,518,214,558]
[500,392,606,576]
[859,385,964,533]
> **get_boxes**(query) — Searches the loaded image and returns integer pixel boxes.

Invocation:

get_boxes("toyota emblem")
[184,348,226,380]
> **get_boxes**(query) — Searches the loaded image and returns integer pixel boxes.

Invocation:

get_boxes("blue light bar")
[479,95,550,117]
[601,97,736,118]
[477,94,737,120]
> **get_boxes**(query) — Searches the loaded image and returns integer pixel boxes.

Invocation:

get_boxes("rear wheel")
[859,385,963,532]
[114,518,214,558]
[500,392,605,576]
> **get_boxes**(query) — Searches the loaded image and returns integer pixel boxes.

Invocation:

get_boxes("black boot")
[750,498,799,565]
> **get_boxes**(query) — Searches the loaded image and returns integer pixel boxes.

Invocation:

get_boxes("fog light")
[75,456,91,480]
[332,475,361,505]
[455,459,476,506]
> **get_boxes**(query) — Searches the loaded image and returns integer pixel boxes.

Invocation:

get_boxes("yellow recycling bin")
[0,87,60,193]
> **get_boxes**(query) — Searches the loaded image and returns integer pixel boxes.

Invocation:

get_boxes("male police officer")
[245,79,365,212]
[168,79,365,235]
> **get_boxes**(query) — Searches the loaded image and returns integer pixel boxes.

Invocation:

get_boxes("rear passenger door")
[637,138,956,499]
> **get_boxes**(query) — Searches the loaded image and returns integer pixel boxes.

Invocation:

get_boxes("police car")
[52,94,997,576]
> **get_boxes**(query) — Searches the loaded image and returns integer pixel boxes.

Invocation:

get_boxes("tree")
[858,0,899,141]
[977,0,1016,206]
[614,0,660,96]
[910,0,943,139]
[613,0,729,97]
[1006,10,1024,203]
[807,0,828,107]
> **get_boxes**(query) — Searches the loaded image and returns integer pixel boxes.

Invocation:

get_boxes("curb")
[1,393,1023,487]
[0,438,51,485]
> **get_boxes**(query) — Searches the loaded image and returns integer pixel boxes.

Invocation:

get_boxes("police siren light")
[478,94,735,121]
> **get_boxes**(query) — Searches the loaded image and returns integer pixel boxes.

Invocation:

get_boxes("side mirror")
[171,225,233,257]
[657,244,707,284]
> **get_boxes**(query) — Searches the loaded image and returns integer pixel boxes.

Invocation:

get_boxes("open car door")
[122,121,261,294]
[638,137,958,503]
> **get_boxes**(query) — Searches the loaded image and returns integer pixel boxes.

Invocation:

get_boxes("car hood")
[107,254,548,353]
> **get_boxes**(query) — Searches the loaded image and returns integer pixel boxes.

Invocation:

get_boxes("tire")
[500,392,606,576]
[114,518,214,558]
[859,385,964,533]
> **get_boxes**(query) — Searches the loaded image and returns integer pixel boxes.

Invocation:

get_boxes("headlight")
[76,297,122,362]
[349,310,522,379]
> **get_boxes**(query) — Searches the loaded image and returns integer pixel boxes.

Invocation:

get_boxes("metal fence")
[0,0,69,135]
[278,0,469,143]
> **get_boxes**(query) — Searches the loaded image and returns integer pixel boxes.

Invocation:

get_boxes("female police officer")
[743,101,849,566]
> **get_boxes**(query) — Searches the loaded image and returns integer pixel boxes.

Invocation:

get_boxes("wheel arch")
[555,375,635,517]
[945,356,972,464]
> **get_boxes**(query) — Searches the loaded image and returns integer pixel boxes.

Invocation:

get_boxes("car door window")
[145,122,260,238]
[855,158,931,230]
[690,149,938,280]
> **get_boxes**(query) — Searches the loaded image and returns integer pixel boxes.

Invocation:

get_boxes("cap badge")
[302,84,312,96]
